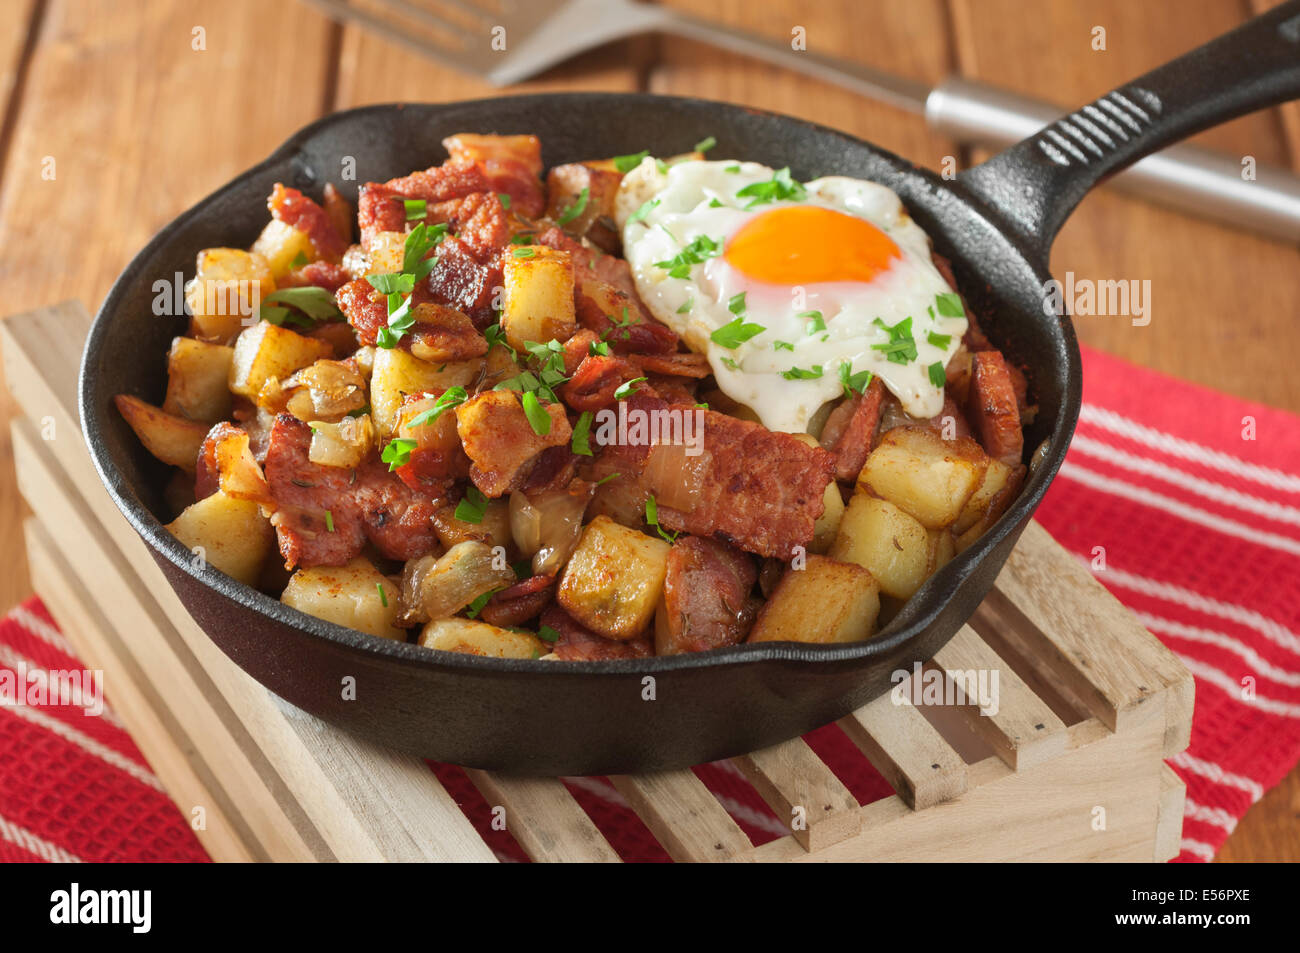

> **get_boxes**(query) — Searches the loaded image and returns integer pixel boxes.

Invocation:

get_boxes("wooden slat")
[1154,763,1186,862]
[7,302,496,862]
[988,522,1195,753]
[610,771,751,862]
[733,737,863,851]
[464,771,621,863]
[23,517,259,863]
[931,624,1068,770]
[838,692,968,810]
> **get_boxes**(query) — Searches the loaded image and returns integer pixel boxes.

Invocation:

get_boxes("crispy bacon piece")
[644,410,835,560]
[427,235,502,329]
[479,573,555,628]
[657,537,759,655]
[967,350,1024,466]
[632,352,710,379]
[443,133,545,219]
[542,606,653,661]
[268,183,347,262]
[194,421,246,500]
[335,279,484,360]
[323,184,353,245]
[264,415,440,568]
[561,329,601,375]
[819,377,884,483]
[357,161,491,247]
[521,445,580,493]
[279,260,351,293]
[455,390,573,497]
[449,191,512,259]
[560,353,642,411]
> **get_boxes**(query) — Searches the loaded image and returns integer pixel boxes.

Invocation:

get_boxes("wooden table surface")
[0,0,1295,861]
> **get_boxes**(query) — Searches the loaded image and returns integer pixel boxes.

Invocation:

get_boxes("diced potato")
[410,540,516,620]
[228,321,332,401]
[185,248,275,345]
[370,347,481,439]
[419,617,547,659]
[281,557,405,640]
[830,494,930,600]
[308,414,375,469]
[952,458,1020,535]
[161,337,234,423]
[928,528,956,575]
[250,218,318,280]
[858,426,988,529]
[791,433,843,553]
[366,230,407,275]
[113,394,209,473]
[502,245,576,350]
[557,515,670,640]
[165,489,274,585]
[748,555,879,644]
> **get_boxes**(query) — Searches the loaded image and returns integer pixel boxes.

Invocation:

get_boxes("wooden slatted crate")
[2,302,1194,862]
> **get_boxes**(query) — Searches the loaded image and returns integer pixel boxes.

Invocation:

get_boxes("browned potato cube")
[281,558,405,640]
[502,245,576,350]
[830,494,930,600]
[370,347,481,439]
[165,489,274,585]
[161,337,234,423]
[250,218,317,280]
[557,515,670,640]
[858,426,988,529]
[185,248,275,344]
[228,321,332,402]
[748,555,879,644]
[419,618,547,659]
[113,394,210,473]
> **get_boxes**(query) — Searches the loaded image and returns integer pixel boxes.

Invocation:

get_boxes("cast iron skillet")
[81,7,1300,774]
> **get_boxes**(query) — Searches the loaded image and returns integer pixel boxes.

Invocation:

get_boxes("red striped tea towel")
[1,344,1297,863]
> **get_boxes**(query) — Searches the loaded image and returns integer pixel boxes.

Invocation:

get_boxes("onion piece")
[415,541,517,621]
[283,358,367,420]
[641,442,710,513]
[509,482,595,577]
[307,413,375,469]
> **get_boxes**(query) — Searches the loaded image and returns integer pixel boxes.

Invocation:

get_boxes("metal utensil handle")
[957,0,1300,261]
[928,76,1300,244]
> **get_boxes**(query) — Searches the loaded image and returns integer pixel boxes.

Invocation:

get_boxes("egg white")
[617,158,966,433]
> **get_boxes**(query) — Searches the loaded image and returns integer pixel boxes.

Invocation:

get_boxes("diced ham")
[542,606,653,661]
[449,191,512,259]
[455,390,573,497]
[279,260,351,293]
[643,410,836,560]
[357,161,491,248]
[443,133,545,219]
[268,183,348,262]
[264,415,440,568]
[657,537,759,654]
[966,350,1024,466]
[560,353,642,411]
[479,574,555,628]
[819,377,884,483]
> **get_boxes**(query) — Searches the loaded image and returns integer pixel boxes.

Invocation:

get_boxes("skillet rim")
[80,91,1081,678]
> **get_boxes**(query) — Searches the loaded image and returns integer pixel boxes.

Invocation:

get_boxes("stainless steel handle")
[927,76,1300,244]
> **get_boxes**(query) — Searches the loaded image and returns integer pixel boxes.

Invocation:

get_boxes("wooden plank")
[988,522,1194,752]
[610,771,751,862]
[23,517,259,864]
[1154,763,1186,862]
[931,624,1068,770]
[838,692,968,810]
[753,690,1171,862]
[732,737,863,851]
[7,302,497,862]
[464,770,621,863]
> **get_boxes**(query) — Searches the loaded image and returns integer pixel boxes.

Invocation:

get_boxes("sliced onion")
[417,541,517,620]
[510,483,594,576]
[642,442,710,512]
[308,413,375,469]
[284,359,367,420]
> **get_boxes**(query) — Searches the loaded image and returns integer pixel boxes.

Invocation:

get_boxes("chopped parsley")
[381,437,417,471]
[556,187,589,226]
[654,234,719,278]
[871,316,918,365]
[405,386,467,428]
[627,198,659,224]
[498,193,511,210]
[511,246,537,259]
[800,310,826,334]
[594,472,621,488]
[465,589,496,619]
[728,291,747,316]
[614,377,647,400]
[612,150,649,173]
[588,339,611,356]
[735,166,806,209]
[571,411,594,456]
[839,362,874,398]
[376,583,388,607]
[928,361,947,388]
[694,135,717,153]
[710,316,765,349]
[926,330,952,349]
[324,510,335,533]
[404,198,427,220]
[509,233,534,245]
[260,286,343,325]
[454,486,488,524]
[935,292,965,317]
[537,625,561,643]
[373,223,447,348]
[290,250,310,269]
[708,197,723,208]
[645,495,678,543]
[781,365,823,380]
[720,356,741,371]
[483,322,513,353]
[520,390,551,435]
[676,297,694,314]
[773,340,794,352]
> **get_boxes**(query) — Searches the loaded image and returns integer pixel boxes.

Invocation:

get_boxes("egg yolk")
[723,206,901,286]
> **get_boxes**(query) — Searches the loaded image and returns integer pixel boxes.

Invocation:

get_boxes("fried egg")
[616,158,967,433]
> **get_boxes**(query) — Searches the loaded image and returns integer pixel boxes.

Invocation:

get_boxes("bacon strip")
[643,410,835,560]
[658,537,759,654]
[479,574,555,628]
[335,278,485,360]
[268,183,347,262]
[264,415,440,568]
[967,350,1024,466]
[427,235,502,329]
[357,161,491,248]
[455,391,573,497]
[820,377,884,483]
[542,606,653,661]
[443,133,545,219]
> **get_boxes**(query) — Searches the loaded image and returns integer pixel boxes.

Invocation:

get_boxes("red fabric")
[2,344,1297,863]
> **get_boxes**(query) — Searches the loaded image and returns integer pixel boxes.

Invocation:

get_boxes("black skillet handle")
[957,1,1300,262]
